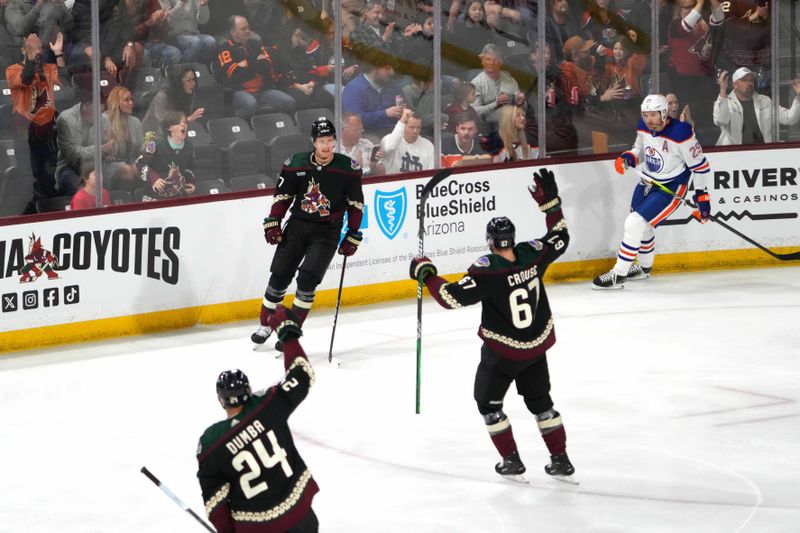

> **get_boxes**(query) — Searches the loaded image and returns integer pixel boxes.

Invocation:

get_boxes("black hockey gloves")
[263,217,283,245]
[267,305,303,341]
[529,168,561,213]
[409,256,437,283]
[338,229,362,256]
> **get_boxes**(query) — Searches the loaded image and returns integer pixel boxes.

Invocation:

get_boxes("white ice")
[1,266,799,533]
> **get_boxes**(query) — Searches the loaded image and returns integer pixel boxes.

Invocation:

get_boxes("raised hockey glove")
[409,256,437,283]
[263,217,283,245]
[614,152,637,175]
[693,189,711,223]
[267,305,303,341]
[338,229,362,256]
[529,167,561,213]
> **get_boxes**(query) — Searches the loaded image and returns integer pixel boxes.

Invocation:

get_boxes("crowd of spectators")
[0,0,791,216]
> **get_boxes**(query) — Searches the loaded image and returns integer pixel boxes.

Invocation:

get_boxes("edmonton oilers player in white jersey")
[592,94,712,290]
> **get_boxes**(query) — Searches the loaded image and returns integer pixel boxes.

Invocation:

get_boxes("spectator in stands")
[96,85,144,190]
[545,0,581,64]
[127,0,181,67]
[271,23,334,110]
[348,0,395,57]
[666,92,694,127]
[470,44,524,127]
[379,108,434,173]
[56,90,113,196]
[6,32,64,211]
[70,162,110,210]
[339,0,364,39]
[337,112,385,176]
[137,111,197,199]
[713,67,800,146]
[492,104,536,162]
[712,0,770,86]
[581,0,646,60]
[448,0,494,76]
[445,80,480,133]
[217,15,296,120]
[161,0,217,64]
[5,0,74,57]
[402,77,436,133]
[601,36,646,98]
[141,65,204,135]
[239,0,287,47]
[666,0,717,143]
[341,59,403,137]
[441,113,488,167]
[70,0,137,77]
[560,35,624,109]
[0,1,15,74]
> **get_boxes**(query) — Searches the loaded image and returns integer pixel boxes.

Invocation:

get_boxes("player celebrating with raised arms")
[197,306,320,532]
[409,168,576,484]
[592,93,712,290]
[252,118,365,350]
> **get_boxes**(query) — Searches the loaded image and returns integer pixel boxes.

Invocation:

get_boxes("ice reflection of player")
[20,234,60,283]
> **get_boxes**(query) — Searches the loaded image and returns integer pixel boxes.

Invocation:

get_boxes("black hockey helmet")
[310,118,336,140]
[216,369,251,408]
[486,217,516,249]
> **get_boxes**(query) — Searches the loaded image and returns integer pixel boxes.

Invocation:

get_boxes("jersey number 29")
[232,430,293,499]
[509,278,540,329]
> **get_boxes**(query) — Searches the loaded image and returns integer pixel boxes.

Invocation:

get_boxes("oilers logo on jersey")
[644,146,665,173]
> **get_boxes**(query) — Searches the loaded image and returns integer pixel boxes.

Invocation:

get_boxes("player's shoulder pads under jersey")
[284,152,312,170]
[196,394,264,457]
[329,152,362,173]
[663,119,694,143]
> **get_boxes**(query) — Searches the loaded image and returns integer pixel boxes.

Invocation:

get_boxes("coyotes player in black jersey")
[409,168,576,483]
[197,307,319,533]
[252,118,365,350]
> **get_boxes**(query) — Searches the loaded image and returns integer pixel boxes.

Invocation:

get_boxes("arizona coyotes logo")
[300,179,331,216]
[19,233,60,283]
[29,83,52,116]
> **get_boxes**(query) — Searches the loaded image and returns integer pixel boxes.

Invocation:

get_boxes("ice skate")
[626,263,651,281]
[591,270,625,290]
[545,452,578,485]
[495,452,528,484]
[251,325,273,351]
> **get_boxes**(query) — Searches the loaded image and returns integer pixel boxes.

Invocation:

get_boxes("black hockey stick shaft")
[140,466,216,532]
[641,173,800,261]
[328,255,347,363]
[416,169,453,414]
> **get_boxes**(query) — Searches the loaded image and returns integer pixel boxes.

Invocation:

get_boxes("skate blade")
[498,473,529,484]
[252,343,271,352]
[591,284,624,291]
[549,474,579,485]
[626,274,650,281]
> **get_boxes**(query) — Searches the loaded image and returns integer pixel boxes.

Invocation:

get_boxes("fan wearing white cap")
[713,68,800,146]
[592,93,712,290]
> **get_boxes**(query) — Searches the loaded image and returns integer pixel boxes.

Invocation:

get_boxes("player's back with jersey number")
[435,220,569,361]
[196,358,318,532]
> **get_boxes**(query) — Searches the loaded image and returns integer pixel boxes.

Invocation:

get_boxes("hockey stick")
[416,169,453,414]
[637,171,800,261]
[327,255,347,368]
[140,466,216,532]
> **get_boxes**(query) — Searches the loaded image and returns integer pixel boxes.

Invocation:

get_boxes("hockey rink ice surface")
[1,266,799,533]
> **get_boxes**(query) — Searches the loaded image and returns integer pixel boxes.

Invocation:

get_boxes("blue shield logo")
[374,187,407,240]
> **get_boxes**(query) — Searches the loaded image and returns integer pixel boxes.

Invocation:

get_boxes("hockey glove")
[267,305,303,341]
[409,256,437,283]
[263,217,283,245]
[338,229,362,256]
[693,189,711,223]
[614,152,637,175]
[528,167,561,213]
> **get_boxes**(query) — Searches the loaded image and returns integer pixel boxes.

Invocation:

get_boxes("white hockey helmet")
[641,94,669,122]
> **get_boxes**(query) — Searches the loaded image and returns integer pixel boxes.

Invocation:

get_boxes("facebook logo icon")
[64,285,80,305]
[43,288,59,307]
